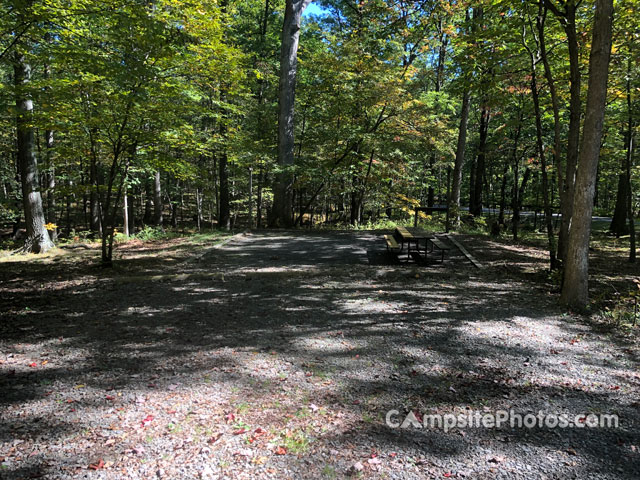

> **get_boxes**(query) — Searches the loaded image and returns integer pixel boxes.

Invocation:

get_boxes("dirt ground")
[1,230,638,479]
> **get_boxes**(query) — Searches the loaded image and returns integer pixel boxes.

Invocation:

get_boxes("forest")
[1,1,639,478]
[1,0,638,302]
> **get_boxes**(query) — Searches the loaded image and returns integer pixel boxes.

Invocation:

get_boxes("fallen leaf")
[274,446,287,455]
[88,459,105,470]
[141,415,154,427]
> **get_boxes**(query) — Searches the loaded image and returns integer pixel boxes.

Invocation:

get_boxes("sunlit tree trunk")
[561,0,614,308]
[270,0,312,227]
[545,0,581,263]
[14,51,54,253]
[153,170,163,227]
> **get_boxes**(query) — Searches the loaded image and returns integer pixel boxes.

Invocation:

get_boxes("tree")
[270,0,312,227]
[13,49,54,253]
[561,0,614,309]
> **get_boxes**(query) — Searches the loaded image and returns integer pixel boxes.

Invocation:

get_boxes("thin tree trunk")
[512,167,531,241]
[153,170,163,227]
[526,9,557,269]
[43,53,57,242]
[561,0,614,308]
[498,158,510,226]
[256,166,264,228]
[89,128,102,234]
[625,54,636,262]
[218,94,230,230]
[428,19,448,208]
[123,185,129,236]
[195,187,202,232]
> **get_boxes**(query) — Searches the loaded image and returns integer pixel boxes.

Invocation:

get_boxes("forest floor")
[0,229,639,479]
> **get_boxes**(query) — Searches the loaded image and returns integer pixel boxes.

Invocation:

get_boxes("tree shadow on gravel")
[1,231,638,479]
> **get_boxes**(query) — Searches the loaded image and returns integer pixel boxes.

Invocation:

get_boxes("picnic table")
[385,226,449,263]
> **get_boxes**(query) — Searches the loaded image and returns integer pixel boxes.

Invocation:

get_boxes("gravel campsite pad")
[1,231,639,479]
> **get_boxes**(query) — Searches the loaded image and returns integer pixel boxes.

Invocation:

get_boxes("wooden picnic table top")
[395,225,414,239]
[395,226,434,241]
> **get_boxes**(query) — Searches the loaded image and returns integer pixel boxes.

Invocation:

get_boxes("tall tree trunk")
[42,52,57,242]
[545,0,582,262]
[537,7,562,202]
[123,185,129,236]
[512,167,531,241]
[561,0,614,309]
[471,104,490,216]
[129,185,136,234]
[256,166,264,228]
[89,128,101,234]
[526,9,558,269]
[428,19,448,208]
[14,51,54,253]
[450,89,470,225]
[270,0,312,227]
[153,170,163,227]
[609,173,629,236]
[218,143,230,230]
[218,93,230,230]
[143,182,153,225]
[498,158,510,226]
[44,127,56,241]
[624,54,636,263]
[195,187,202,232]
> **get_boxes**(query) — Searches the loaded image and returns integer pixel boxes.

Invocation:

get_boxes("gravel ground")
[1,230,638,479]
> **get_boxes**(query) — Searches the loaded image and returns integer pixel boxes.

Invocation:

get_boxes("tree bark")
[14,51,54,253]
[428,19,448,208]
[153,170,163,227]
[545,0,581,262]
[218,95,230,230]
[561,0,614,309]
[538,2,563,262]
[89,128,102,234]
[471,104,490,216]
[526,8,557,269]
[609,173,629,236]
[624,54,636,262]
[512,167,531,241]
[450,90,470,226]
[270,0,312,227]
[123,185,129,236]
[218,144,230,230]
